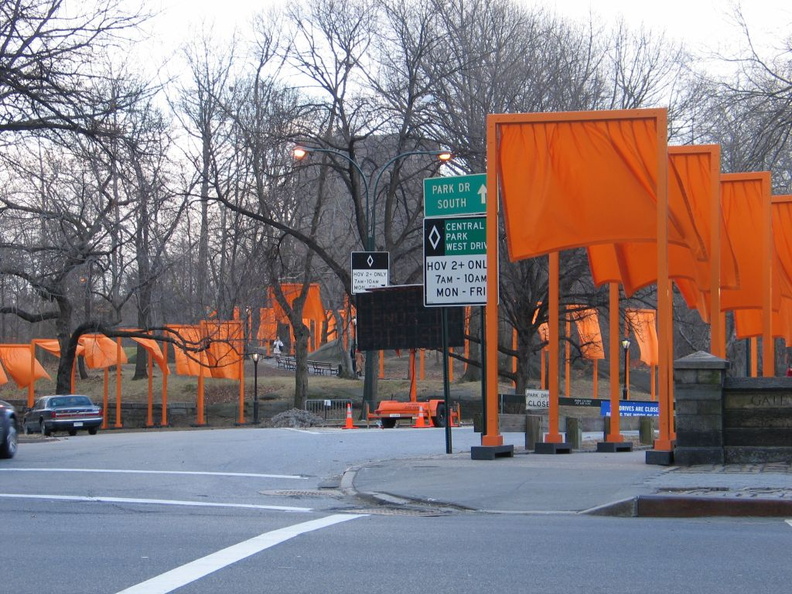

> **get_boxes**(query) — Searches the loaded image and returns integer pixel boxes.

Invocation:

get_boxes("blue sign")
[600,400,659,417]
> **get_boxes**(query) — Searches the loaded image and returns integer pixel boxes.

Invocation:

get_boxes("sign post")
[423,173,489,455]
[351,251,389,294]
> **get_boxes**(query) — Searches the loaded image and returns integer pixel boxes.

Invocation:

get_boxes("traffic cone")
[412,405,428,428]
[342,402,357,430]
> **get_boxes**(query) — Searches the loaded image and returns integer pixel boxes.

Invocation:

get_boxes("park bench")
[277,356,296,371]
[308,360,339,376]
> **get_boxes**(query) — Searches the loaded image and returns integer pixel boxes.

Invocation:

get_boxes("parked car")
[24,395,102,436]
[0,399,18,458]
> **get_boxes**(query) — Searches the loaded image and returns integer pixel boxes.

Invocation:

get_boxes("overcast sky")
[138,0,791,80]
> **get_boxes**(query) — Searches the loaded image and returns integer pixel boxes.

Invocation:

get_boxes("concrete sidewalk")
[348,447,792,517]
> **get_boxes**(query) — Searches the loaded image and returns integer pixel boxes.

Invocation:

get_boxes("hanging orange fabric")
[201,320,243,380]
[571,308,605,360]
[256,308,278,343]
[498,109,678,260]
[168,325,211,377]
[588,146,737,299]
[0,346,50,388]
[130,337,169,374]
[625,309,659,366]
[34,339,62,357]
[720,172,777,311]
[79,335,129,369]
[772,197,792,298]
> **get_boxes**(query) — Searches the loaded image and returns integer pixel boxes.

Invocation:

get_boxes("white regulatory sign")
[351,251,389,294]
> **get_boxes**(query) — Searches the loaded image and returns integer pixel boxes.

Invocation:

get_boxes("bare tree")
[0,0,146,139]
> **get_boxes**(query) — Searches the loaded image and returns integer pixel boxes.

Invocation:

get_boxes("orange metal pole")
[607,282,622,442]
[592,359,598,399]
[196,372,205,425]
[655,112,673,452]
[28,343,35,408]
[482,115,503,447]
[102,368,109,430]
[564,319,571,397]
[419,349,425,380]
[761,176,774,377]
[379,350,384,379]
[708,147,725,358]
[161,342,169,427]
[751,338,758,377]
[237,345,245,425]
[651,365,656,401]
[146,353,154,427]
[546,252,562,443]
[449,347,454,382]
[115,338,123,428]
[409,349,417,401]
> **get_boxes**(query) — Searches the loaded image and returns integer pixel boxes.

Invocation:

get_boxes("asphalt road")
[2,428,791,593]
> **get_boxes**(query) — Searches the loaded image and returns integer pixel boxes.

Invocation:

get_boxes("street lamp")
[621,338,631,401]
[251,352,260,424]
[293,144,453,407]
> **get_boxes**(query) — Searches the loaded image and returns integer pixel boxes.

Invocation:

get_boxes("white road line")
[0,493,313,513]
[116,513,365,594]
[0,468,307,480]
[786,519,792,528]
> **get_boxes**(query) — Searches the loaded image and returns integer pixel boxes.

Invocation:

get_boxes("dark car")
[24,395,102,436]
[0,399,18,458]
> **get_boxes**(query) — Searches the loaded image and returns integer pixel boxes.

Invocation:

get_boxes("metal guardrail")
[305,399,352,422]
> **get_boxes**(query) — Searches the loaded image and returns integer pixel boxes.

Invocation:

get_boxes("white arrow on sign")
[478,183,487,204]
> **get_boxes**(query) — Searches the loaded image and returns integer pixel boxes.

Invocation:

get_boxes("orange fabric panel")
[0,362,8,386]
[0,346,50,388]
[734,308,786,339]
[271,284,325,322]
[79,335,128,369]
[772,197,792,299]
[34,339,61,357]
[130,337,169,374]
[256,308,278,342]
[720,173,778,311]
[626,309,659,366]
[588,146,736,297]
[675,279,710,322]
[201,321,243,380]
[572,308,604,360]
[168,325,211,377]
[497,109,674,261]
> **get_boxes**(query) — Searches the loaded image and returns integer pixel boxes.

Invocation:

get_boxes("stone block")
[674,446,724,465]
[674,429,723,448]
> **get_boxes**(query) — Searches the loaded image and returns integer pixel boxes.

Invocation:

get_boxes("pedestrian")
[272,337,284,360]
[355,350,364,377]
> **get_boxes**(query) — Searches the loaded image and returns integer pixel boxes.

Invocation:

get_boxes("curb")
[586,495,792,518]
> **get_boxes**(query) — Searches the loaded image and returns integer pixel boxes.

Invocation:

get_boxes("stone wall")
[674,352,792,465]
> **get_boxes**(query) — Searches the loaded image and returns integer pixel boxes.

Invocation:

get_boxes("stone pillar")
[674,351,729,465]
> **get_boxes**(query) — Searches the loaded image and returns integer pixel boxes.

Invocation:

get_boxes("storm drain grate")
[259,489,345,498]
[341,507,454,517]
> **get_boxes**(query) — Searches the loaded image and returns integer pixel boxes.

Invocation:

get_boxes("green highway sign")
[423,173,487,218]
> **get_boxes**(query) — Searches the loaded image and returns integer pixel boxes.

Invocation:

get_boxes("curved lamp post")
[293,145,453,407]
[251,352,260,424]
[621,338,631,401]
